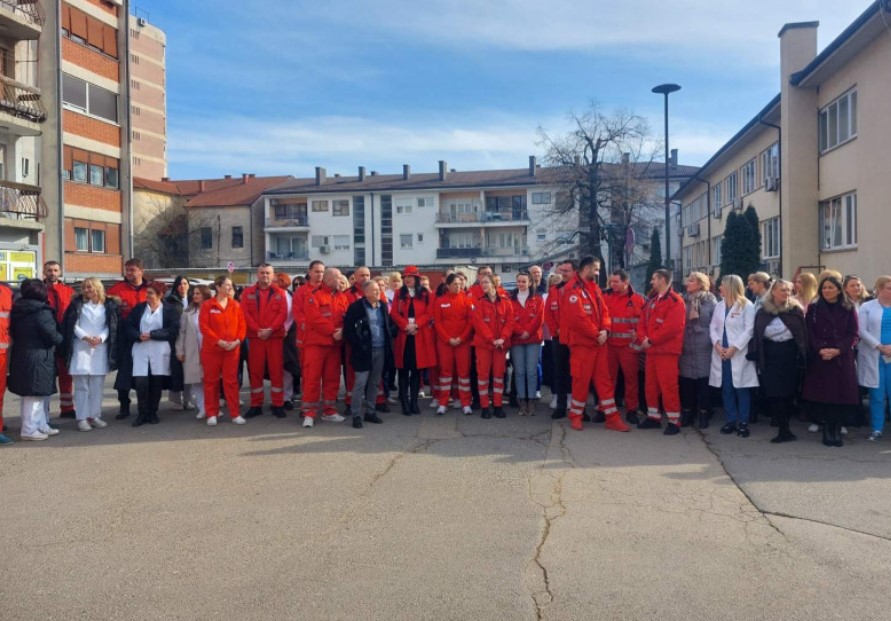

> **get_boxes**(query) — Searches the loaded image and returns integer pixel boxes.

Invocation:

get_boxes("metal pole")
[663,92,670,270]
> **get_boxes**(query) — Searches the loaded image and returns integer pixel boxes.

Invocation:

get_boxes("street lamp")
[652,83,681,272]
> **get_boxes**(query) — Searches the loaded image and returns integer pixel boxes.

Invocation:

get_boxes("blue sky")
[136,0,871,180]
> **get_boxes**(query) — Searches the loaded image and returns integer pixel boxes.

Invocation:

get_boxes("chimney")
[198,180,206,192]
[224,174,232,179]
[249,173,256,179]
[358,166,366,181]
[161,176,170,182]
[370,171,378,176]
[621,152,630,165]
[315,166,326,186]
[670,149,678,168]
[439,160,448,181]
[403,164,411,180]
[529,156,537,177]
[334,173,341,178]
[242,173,249,184]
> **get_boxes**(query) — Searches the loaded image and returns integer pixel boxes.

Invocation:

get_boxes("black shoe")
[352,416,363,429]
[481,406,492,419]
[244,407,263,419]
[132,414,147,427]
[831,424,844,448]
[625,411,640,425]
[680,410,694,427]
[401,397,411,416]
[637,418,661,430]
[551,409,567,420]
[663,423,680,436]
[720,422,737,435]
[115,406,130,420]
[736,423,750,438]
[410,400,420,415]
[363,412,383,424]
[770,430,797,444]
[471,399,481,410]
[344,405,353,418]
[60,411,76,419]
[494,406,505,419]
[822,425,834,447]
[582,412,592,423]
[698,411,710,430]
[375,403,390,413]
[148,413,160,425]
[282,400,294,411]
[592,411,605,423]
[272,407,286,419]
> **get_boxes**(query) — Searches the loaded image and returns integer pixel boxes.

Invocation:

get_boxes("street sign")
[227,261,235,273]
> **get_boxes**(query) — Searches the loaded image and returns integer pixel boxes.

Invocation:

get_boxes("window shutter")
[63,147,73,171]
[61,4,72,31]
[70,8,88,40]
[87,16,104,48]
[103,25,118,58]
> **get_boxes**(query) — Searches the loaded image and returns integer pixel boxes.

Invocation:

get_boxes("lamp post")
[652,83,681,271]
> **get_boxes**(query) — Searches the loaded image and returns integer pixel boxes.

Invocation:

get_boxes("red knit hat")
[402,265,421,278]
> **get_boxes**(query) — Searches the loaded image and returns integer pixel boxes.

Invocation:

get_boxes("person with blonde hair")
[386,271,402,303]
[176,285,213,419]
[793,272,818,312]
[680,271,717,428]
[857,275,891,441]
[746,272,771,311]
[60,277,120,431]
[709,275,758,437]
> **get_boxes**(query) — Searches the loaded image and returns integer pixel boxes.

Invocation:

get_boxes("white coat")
[132,304,171,377]
[709,300,759,389]
[175,308,204,385]
[857,299,890,389]
[69,301,110,376]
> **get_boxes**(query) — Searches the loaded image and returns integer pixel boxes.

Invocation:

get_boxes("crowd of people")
[0,257,888,450]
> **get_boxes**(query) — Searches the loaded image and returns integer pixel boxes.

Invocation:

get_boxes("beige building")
[676,2,891,287]
[128,14,166,180]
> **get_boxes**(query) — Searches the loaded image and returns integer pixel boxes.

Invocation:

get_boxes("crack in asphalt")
[762,510,891,544]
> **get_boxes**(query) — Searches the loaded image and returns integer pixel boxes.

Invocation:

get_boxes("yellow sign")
[0,264,7,281]
[13,266,34,281]
[10,251,34,263]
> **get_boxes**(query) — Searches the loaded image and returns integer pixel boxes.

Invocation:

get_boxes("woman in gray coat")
[175,285,213,419]
[679,271,717,428]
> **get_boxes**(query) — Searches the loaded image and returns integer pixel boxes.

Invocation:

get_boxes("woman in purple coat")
[801,275,859,447]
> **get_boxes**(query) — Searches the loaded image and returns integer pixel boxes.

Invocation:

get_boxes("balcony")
[436,247,530,260]
[0,75,46,134]
[266,251,309,262]
[435,210,530,227]
[265,215,309,230]
[0,1,45,40]
[0,179,47,222]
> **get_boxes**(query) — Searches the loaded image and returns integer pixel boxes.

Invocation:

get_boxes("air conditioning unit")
[763,177,779,192]
[319,245,330,254]
[137,17,147,27]
[687,222,701,237]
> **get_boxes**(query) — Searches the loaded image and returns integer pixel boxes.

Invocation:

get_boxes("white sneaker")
[321,413,345,423]
[840,426,848,435]
[77,420,93,432]
[195,411,206,420]
[436,406,447,415]
[232,416,247,425]
[418,391,426,399]
[535,391,542,399]
[430,399,440,409]
[463,406,473,415]
[39,427,60,437]
[21,431,48,441]
[90,417,107,429]
[206,416,218,427]
[302,416,314,428]
[549,395,558,409]
[387,397,397,405]
[808,423,819,433]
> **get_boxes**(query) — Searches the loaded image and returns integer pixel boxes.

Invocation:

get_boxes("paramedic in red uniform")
[293,260,326,396]
[242,264,289,419]
[43,260,76,420]
[432,273,474,416]
[470,274,513,419]
[561,256,630,432]
[0,281,12,444]
[636,268,686,435]
[604,268,646,424]
[108,258,150,419]
[199,275,247,426]
[544,260,575,420]
[301,267,349,428]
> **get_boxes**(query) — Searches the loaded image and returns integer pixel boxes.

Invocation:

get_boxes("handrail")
[0,74,46,123]
[0,179,47,220]
[0,1,45,27]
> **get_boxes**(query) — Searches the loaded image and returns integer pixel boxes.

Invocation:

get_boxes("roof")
[134,175,294,207]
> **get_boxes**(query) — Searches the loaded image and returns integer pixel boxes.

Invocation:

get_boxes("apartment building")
[676,1,891,285]
[128,13,165,180]
[39,0,131,279]
[0,1,45,280]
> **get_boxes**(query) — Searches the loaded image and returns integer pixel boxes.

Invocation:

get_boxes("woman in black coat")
[749,279,808,443]
[166,276,189,409]
[9,279,64,441]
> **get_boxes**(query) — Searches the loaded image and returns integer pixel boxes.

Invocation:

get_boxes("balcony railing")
[436,210,529,224]
[0,0,45,28]
[267,251,309,262]
[0,179,47,220]
[436,247,530,259]
[265,215,308,228]
[0,75,46,123]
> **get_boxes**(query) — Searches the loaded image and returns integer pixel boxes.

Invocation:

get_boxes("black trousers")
[134,373,165,421]
[552,337,571,411]
[680,376,711,412]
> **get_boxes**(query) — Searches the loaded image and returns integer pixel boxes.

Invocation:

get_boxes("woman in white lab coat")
[709,275,759,437]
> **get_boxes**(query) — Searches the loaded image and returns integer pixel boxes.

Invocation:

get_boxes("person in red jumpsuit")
[432,273,474,416]
[199,275,247,426]
[636,268,686,435]
[242,264,289,419]
[604,268,647,425]
[302,267,350,427]
[470,274,514,419]
[108,258,149,419]
[0,281,12,444]
[561,256,630,432]
[42,261,76,420]
[293,260,326,401]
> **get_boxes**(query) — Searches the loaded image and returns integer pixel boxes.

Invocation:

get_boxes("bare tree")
[134,195,214,269]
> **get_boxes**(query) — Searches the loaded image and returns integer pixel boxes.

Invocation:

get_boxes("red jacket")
[303,285,349,348]
[241,283,289,339]
[199,297,247,353]
[636,289,686,356]
[561,277,611,348]
[432,291,473,344]
[470,293,514,350]
[0,282,12,349]
[604,287,646,348]
[108,280,149,320]
[45,281,75,324]
[510,293,544,345]
[544,282,569,339]
[293,280,320,347]
[390,290,437,369]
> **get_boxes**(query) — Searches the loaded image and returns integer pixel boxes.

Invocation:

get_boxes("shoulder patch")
[568,295,578,303]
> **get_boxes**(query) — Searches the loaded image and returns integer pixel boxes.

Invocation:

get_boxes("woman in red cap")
[390,266,437,414]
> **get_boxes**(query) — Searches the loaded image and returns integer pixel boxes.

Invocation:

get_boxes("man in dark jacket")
[343,280,392,429]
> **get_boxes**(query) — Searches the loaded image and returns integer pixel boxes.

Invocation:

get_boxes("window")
[531,192,552,204]
[311,235,328,247]
[712,235,722,266]
[130,79,140,90]
[231,226,243,248]
[537,230,546,242]
[820,193,857,250]
[400,234,413,249]
[332,199,350,217]
[762,217,780,259]
[130,53,139,64]
[62,73,118,122]
[819,90,857,153]
[73,161,88,183]
[741,159,756,194]
[75,227,89,251]
[61,6,118,57]
[396,205,412,214]
[761,142,779,184]
[725,171,738,204]
[91,230,106,253]
[200,227,212,249]
[105,166,119,189]
[333,235,350,250]
[89,164,104,186]
[417,233,423,242]
[417,197,433,208]
[311,200,329,212]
